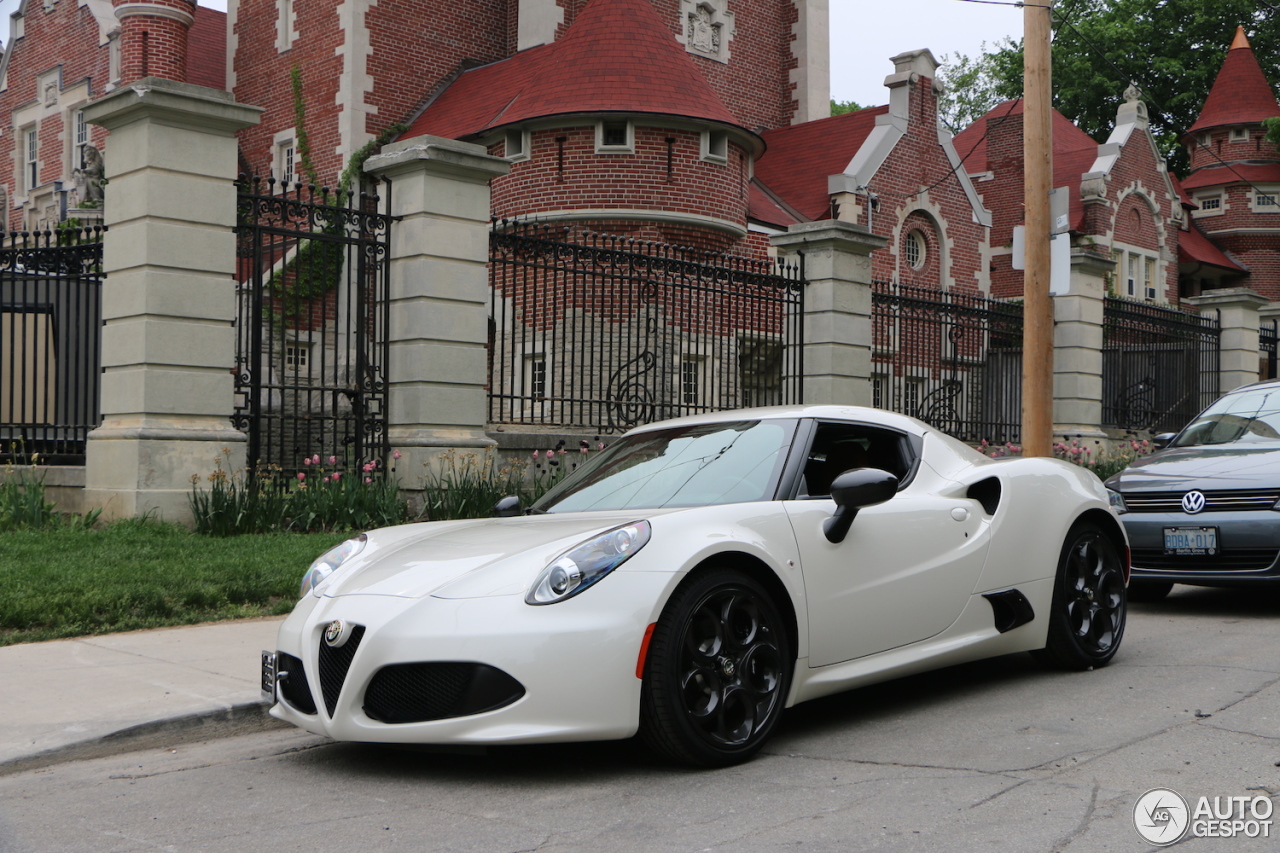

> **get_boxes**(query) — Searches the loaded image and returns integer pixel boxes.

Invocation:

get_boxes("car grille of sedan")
[317,625,366,717]
[1122,489,1280,513]
[363,662,526,724]
[1130,548,1279,572]
[276,651,317,715]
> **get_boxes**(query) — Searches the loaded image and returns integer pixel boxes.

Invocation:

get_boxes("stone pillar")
[1052,247,1113,435]
[1187,287,1270,395]
[771,221,887,406]
[364,135,510,476]
[112,0,197,84]
[83,79,262,522]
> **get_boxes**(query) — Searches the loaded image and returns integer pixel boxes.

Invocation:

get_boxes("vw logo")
[324,619,351,648]
[1182,491,1207,514]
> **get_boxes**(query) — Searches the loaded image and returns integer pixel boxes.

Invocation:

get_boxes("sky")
[0,0,1023,111]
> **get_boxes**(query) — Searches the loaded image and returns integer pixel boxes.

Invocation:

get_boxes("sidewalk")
[0,617,287,774]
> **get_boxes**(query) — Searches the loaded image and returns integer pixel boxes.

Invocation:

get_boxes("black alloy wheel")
[1034,521,1127,670]
[639,568,792,767]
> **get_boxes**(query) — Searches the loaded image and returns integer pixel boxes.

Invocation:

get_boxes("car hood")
[1106,444,1280,492]
[321,511,670,599]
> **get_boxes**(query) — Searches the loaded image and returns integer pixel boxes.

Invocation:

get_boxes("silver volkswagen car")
[1105,379,1280,601]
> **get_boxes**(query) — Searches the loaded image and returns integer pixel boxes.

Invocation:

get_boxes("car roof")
[622,405,929,436]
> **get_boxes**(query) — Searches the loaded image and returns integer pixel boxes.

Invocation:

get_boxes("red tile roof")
[188,6,226,91]
[748,179,802,228]
[1179,222,1245,272]
[405,0,743,141]
[1180,162,1280,191]
[751,106,889,221]
[1188,27,1280,134]
[953,99,1096,174]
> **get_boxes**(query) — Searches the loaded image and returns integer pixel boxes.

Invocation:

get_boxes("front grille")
[317,625,365,717]
[1123,489,1280,513]
[276,651,316,715]
[1131,549,1279,572]
[364,662,525,724]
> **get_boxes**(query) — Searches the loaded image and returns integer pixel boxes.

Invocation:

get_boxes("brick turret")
[111,0,197,84]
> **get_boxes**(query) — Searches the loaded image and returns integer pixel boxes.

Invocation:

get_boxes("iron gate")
[1102,297,1220,433]
[0,226,104,464]
[871,281,1024,444]
[489,221,805,433]
[233,176,392,475]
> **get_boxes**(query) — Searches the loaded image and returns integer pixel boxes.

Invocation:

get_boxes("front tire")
[639,569,793,767]
[1033,522,1127,671]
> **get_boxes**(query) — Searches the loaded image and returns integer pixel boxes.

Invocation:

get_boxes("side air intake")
[967,477,1002,515]
[983,589,1035,633]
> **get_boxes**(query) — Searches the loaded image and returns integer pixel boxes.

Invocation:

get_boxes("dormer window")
[1230,127,1249,143]
[504,129,530,162]
[700,130,728,163]
[1193,193,1223,217]
[595,120,634,154]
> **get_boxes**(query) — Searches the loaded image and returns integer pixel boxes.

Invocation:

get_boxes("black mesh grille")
[1131,549,1279,572]
[276,651,316,715]
[364,662,525,724]
[317,625,365,717]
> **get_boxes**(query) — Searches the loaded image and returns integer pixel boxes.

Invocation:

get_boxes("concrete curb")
[0,702,289,778]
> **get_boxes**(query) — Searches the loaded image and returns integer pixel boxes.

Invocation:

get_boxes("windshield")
[532,419,797,513]
[1172,389,1280,447]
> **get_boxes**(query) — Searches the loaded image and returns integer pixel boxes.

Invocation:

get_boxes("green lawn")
[0,521,347,646]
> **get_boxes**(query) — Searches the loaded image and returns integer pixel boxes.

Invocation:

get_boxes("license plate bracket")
[1163,526,1219,556]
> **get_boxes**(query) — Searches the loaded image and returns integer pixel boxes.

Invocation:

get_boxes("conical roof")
[1187,26,1280,134]
[405,0,745,141]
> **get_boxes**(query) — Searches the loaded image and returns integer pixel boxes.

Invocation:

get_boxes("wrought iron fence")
[871,281,1024,444]
[233,176,392,476]
[489,221,805,433]
[1102,297,1220,433]
[1261,319,1277,382]
[1,226,105,464]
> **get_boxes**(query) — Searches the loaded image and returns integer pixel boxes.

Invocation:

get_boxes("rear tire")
[1126,580,1173,603]
[639,568,792,767]
[1033,521,1127,671]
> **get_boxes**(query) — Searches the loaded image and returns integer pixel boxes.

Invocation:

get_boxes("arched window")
[904,230,925,270]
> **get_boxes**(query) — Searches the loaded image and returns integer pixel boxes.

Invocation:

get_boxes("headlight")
[526,520,651,605]
[300,533,368,597]
[1107,489,1127,514]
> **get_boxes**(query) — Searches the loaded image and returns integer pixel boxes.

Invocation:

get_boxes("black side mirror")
[1152,433,1176,449]
[823,468,899,543]
[493,495,522,518]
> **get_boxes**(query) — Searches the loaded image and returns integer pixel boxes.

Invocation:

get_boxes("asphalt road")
[2,587,1278,853]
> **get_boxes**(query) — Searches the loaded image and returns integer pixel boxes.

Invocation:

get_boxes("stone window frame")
[272,127,297,182]
[504,129,531,163]
[595,120,634,155]
[1113,244,1160,303]
[1192,191,1223,218]
[1230,126,1249,143]
[1250,185,1280,213]
[276,0,298,52]
[700,129,728,164]
[20,124,38,195]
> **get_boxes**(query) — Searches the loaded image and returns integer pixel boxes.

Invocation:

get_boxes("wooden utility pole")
[1022,0,1054,457]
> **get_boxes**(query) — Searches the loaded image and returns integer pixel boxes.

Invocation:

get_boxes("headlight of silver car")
[1107,489,1127,514]
[526,520,651,605]
[300,533,368,598]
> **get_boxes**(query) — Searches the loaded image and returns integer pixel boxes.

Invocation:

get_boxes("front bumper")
[1120,509,1280,586]
[268,570,677,745]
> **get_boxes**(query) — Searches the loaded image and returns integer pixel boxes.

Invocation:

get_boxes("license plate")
[261,650,277,703]
[1163,526,1219,555]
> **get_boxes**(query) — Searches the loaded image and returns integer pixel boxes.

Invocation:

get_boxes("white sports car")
[264,406,1129,766]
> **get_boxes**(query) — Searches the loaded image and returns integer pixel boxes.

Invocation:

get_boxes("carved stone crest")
[688,6,720,54]
[678,0,732,64]
[43,80,58,107]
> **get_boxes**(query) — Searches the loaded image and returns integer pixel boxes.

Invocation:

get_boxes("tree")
[830,99,864,117]
[936,38,1023,133]
[944,0,1280,174]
